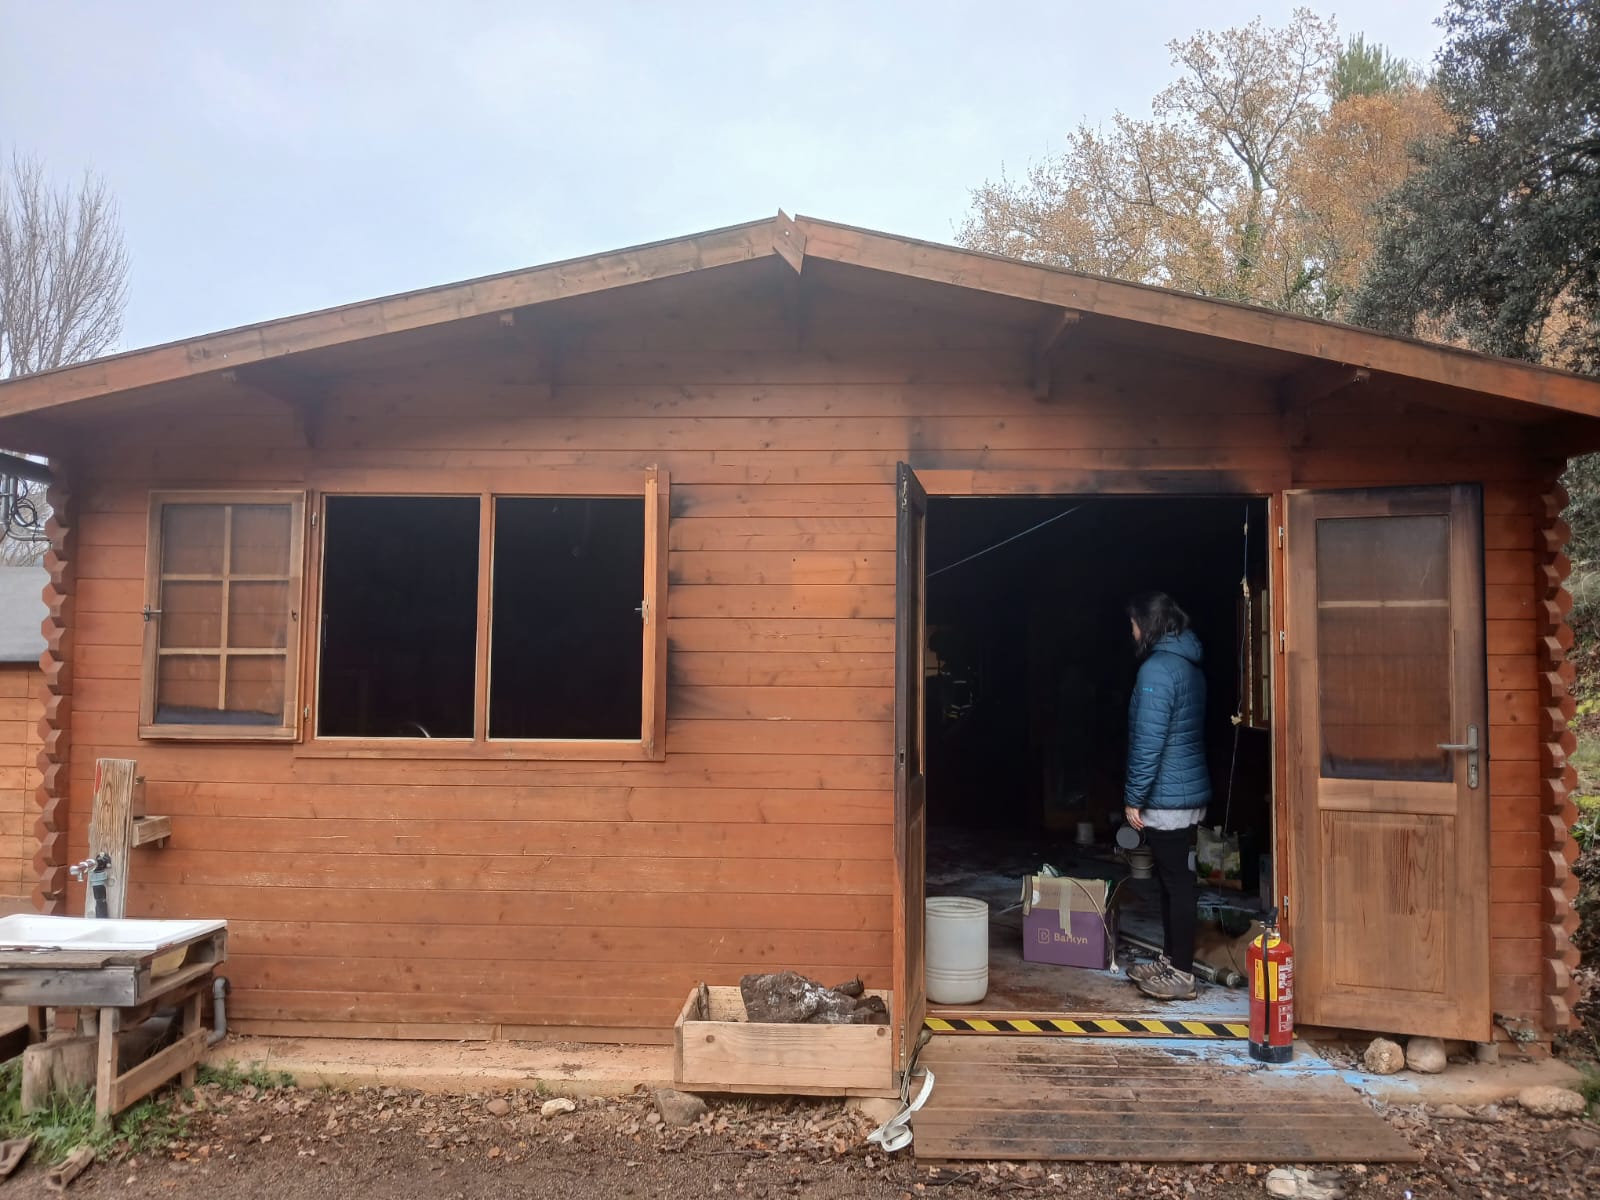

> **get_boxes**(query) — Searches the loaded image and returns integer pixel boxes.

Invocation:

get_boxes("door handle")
[1437,725,1479,790]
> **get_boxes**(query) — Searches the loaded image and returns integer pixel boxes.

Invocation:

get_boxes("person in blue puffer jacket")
[1120,591,1211,1001]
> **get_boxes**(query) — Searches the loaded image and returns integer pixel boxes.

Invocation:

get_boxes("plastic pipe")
[208,976,230,1047]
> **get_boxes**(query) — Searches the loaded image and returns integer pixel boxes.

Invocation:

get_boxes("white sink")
[0,914,225,954]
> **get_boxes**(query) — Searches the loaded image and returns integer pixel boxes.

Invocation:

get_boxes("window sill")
[294,738,664,762]
[140,724,299,743]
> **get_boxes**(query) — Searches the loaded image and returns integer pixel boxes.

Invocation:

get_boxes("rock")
[1265,1169,1299,1198]
[1568,1126,1600,1151]
[1432,1103,1471,1119]
[1363,1038,1406,1075]
[652,1088,708,1128]
[1264,1166,1345,1199]
[539,1098,576,1118]
[738,971,890,1025]
[1516,1085,1587,1118]
[484,1098,510,1117]
[1405,1037,1447,1074]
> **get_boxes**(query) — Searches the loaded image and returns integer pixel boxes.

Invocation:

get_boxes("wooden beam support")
[226,363,331,448]
[0,450,51,485]
[1032,308,1083,400]
[494,307,567,385]
[1277,363,1372,412]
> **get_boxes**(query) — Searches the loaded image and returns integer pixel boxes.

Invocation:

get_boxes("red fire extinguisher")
[1248,908,1294,1064]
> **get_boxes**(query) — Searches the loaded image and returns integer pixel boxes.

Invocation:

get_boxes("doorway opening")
[923,495,1273,1019]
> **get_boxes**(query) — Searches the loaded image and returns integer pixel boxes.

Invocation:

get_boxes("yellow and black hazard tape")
[924,1016,1250,1039]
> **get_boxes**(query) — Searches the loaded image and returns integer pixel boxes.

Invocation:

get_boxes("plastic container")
[925,896,989,1004]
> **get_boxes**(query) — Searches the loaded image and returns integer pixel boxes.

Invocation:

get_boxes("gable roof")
[2,211,1598,424]
[0,565,45,664]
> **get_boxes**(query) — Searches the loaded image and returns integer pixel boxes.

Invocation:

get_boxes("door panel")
[1286,485,1489,1040]
[893,463,928,1080]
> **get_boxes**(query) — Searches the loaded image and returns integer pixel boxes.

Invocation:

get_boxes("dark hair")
[1125,591,1190,657]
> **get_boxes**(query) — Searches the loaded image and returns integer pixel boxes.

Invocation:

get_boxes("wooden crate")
[672,986,897,1098]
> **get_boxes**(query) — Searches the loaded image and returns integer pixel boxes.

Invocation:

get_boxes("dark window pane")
[490,497,644,740]
[318,497,479,738]
[1315,515,1453,781]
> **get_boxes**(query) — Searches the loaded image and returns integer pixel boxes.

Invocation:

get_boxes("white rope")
[865,1065,935,1153]
[927,505,1085,580]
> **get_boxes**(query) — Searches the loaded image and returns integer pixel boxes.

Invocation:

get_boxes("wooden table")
[0,926,227,1125]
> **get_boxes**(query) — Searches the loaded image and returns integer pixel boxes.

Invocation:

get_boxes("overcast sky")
[3,1,1450,351]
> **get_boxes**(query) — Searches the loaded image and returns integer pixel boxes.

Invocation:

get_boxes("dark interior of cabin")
[923,495,1273,1015]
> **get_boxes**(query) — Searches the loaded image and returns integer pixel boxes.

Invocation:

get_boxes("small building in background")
[0,564,45,914]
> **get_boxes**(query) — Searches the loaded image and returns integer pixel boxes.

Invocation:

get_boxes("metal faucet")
[69,852,113,919]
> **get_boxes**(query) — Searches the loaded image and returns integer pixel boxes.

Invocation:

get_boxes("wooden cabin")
[0,215,1590,1079]
[0,565,45,912]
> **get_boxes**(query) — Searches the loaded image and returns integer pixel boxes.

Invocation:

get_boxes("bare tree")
[0,152,128,564]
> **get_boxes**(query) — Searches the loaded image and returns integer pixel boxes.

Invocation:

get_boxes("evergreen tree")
[1352,0,1600,373]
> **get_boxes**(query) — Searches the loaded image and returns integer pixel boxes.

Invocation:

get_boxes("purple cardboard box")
[1020,875,1117,970]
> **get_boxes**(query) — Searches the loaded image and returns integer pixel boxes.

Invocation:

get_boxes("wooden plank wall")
[48,273,1557,1040]
[0,663,42,911]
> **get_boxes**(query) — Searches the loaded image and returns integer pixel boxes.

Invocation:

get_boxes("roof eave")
[2,210,1598,427]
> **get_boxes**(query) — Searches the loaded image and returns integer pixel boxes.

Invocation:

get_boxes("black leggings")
[1145,827,1197,974]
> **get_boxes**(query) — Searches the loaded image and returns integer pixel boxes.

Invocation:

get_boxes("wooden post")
[88,758,136,919]
[94,1008,119,1128]
[180,989,203,1089]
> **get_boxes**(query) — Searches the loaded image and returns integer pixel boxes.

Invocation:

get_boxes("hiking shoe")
[1126,955,1170,985]
[1136,963,1198,1001]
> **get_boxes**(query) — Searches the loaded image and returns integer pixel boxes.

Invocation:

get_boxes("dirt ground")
[2,1079,1597,1200]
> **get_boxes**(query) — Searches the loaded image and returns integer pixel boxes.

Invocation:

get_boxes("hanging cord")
[927,505,1085,580]
[1223,504,1250,834]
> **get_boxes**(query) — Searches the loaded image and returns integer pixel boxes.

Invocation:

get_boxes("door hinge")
[302,706,311,721]
[310,511,318,527]
[1278,630,1286,653]
[1277,525,1284,548]
[1281,895,1290,920]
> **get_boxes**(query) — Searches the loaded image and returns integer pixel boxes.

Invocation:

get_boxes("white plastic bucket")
[925,896,989,1004]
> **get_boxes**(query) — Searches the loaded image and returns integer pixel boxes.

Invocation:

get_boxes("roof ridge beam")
[773,210,806,274]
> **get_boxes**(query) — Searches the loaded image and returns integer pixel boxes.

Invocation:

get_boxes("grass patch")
[1578,1070,1600,1115]
[1572,729,1600,795]
[197,1059,294,1092]
[0,1059,188,1165]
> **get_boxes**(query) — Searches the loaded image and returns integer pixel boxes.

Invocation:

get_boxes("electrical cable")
[926,504,1085,580]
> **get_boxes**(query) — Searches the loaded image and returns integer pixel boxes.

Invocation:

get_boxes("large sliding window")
[317,497,480,739]
[489,497,645,740]
[311,470,668,758]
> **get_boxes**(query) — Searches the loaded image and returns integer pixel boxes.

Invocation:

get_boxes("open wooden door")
[1285,486,1490,1040]
[893,463,928,1081]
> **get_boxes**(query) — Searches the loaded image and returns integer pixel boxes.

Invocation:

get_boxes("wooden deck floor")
[910,1035,1422,1164]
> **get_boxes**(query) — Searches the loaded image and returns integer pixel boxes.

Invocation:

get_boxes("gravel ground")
[1,1080,1596,1199]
